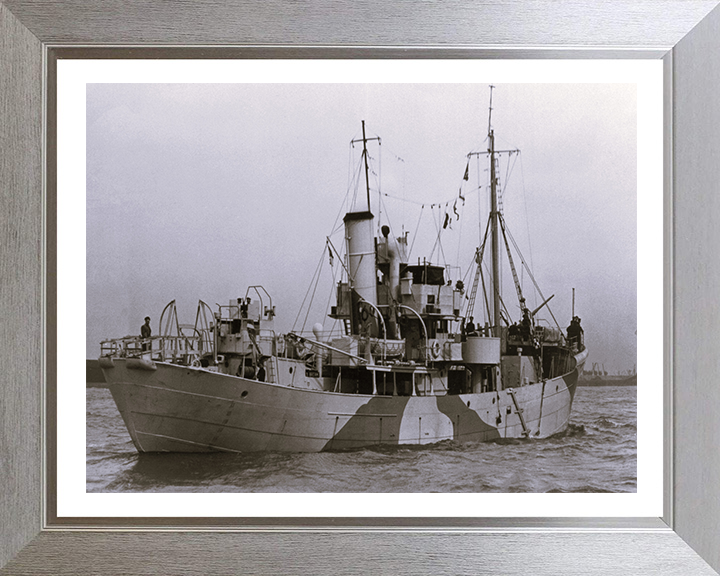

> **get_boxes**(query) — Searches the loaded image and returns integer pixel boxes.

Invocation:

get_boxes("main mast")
[488,86,502,336]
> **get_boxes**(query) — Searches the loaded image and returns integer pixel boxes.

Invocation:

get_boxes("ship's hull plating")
[105,353,585,453]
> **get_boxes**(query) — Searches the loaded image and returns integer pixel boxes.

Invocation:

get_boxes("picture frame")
[2,1,719,573]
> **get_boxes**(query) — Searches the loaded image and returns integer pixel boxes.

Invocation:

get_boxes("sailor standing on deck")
[141,316,151,351]
[466,317,478,337]
[520,309,532,340]
[256,358,266,382]
[566,316,583,350]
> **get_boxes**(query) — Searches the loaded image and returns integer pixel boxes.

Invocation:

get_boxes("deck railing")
[100,335,201,364]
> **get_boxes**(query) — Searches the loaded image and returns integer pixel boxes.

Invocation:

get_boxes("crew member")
[141,316,151,351]
[520,309,532,340]
[466,317,478,336]
[566,316,583,350]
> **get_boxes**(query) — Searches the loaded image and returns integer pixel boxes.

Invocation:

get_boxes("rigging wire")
[377,136,382,235]
[476,154,484,249]
[491,275,512,325]
[460,250,476,286]
[437,207,450,268]
[381,191,464,208]
[408,204,425,259]
[326,237,352,283]
[480,261,490,325]
[292,248,326,333]
[465,216,492,322]
[322,246,341,336]
[455,193,467,273]
[479,253,512,327]
[323,140,360,241]
[345,138,354,207]
[299,251,325,335]
[428,205,441,263]
[499,215,527,313]
[518,152,536,308]
[503,151,519,196]
[348,159,366,213]
[504,222,561,330]
[432,204,451,268]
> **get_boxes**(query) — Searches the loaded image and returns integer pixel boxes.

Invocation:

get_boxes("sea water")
[86,386,636,493]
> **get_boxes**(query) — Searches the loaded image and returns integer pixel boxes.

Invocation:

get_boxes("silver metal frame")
[2,1,719,573]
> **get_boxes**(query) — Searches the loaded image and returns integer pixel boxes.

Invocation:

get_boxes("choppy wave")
[553,423,587,438]
[546,486,616,493]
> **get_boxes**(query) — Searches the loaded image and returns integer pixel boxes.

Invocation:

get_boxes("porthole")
[241,390,248,398]
[466,401,471,408]
[289,367,293,373]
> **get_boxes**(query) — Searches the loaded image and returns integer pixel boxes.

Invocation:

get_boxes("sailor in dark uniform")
[520,309,532,340]
[566,316,583,350]
[141,316,151,351]
[466,317,478,336]
[256,358,266,382]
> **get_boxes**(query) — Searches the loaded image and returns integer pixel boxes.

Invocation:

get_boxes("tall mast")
[351,121,380,213]
[488,86,502,336]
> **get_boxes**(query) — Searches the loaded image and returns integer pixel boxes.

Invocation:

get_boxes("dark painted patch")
[435,395,502,442]
[563,370,579,403]
[322,396,411,451]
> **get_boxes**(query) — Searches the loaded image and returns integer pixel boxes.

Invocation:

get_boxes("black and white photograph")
[83,65,650,497]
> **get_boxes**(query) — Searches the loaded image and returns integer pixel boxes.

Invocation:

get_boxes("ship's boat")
[100,90,588,453]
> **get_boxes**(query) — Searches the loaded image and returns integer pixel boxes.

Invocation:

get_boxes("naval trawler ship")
[100,90,587,453]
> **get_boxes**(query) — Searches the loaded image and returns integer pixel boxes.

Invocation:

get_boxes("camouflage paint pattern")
[105,348,586,453]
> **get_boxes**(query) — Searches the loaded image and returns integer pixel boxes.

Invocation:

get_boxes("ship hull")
[104,350,586,453]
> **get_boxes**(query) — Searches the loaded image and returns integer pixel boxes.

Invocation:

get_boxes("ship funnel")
[344,211,377,307]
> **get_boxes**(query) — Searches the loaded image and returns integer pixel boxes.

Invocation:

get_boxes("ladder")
[507,388,531,437]
[466,249,482,321]
[466,217,492,322]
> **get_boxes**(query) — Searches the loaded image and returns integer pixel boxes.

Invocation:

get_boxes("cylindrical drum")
[344,211,377,307]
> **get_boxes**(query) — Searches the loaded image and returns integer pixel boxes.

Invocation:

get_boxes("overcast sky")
[87,82,637,373]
